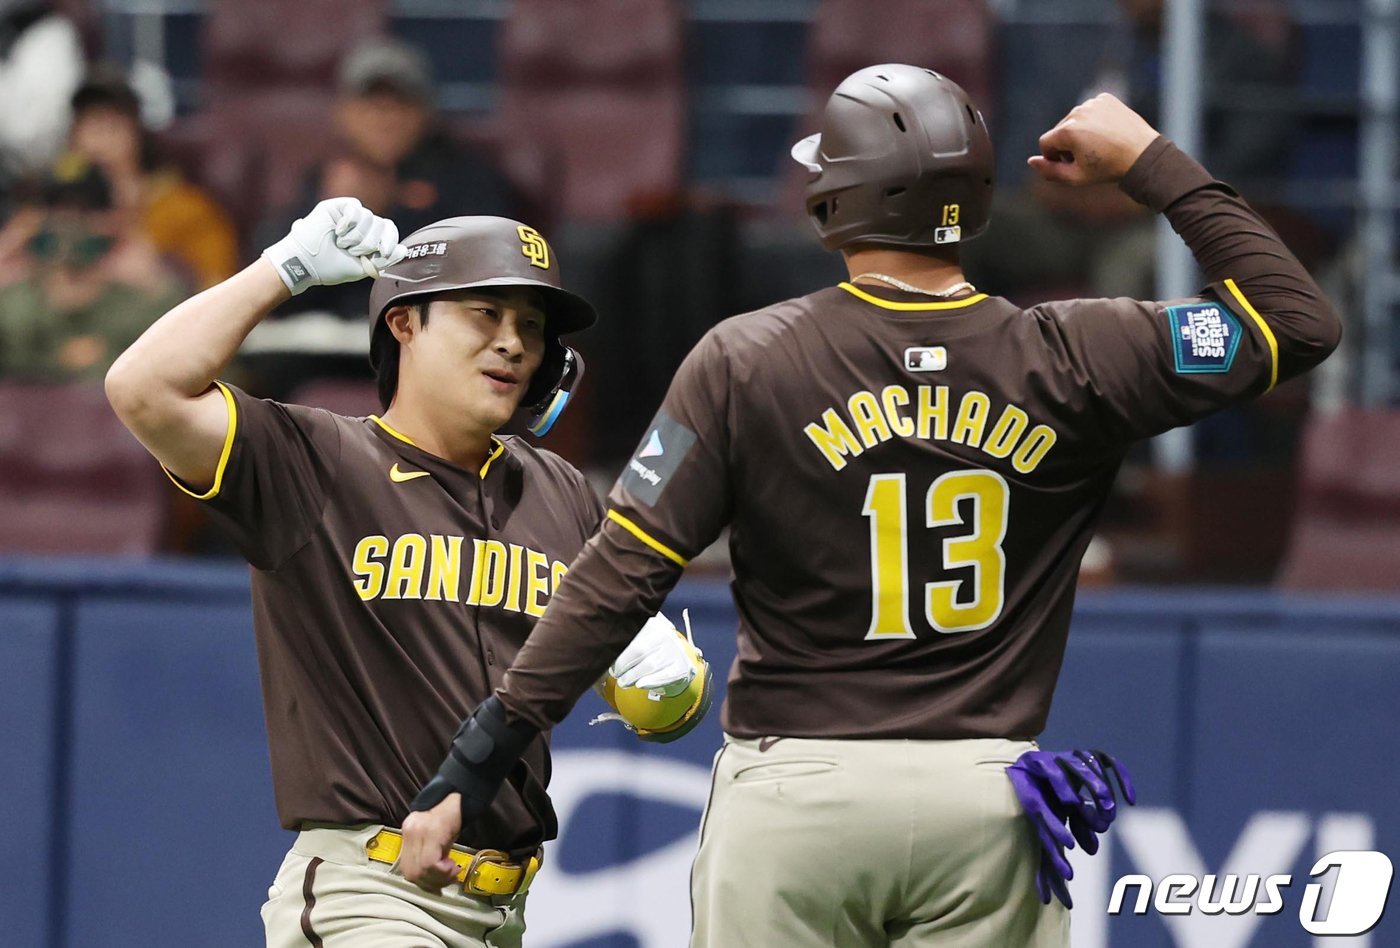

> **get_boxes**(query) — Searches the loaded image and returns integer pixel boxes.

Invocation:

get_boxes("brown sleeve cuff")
[1119,136,1218,213]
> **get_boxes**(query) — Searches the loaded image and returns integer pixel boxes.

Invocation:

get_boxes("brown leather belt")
[366,829,541,898]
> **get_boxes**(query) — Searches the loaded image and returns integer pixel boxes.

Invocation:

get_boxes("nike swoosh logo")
[389,463,431,483]
[758,737,783,753]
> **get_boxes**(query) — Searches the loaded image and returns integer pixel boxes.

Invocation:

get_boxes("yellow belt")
[366,829,541,898]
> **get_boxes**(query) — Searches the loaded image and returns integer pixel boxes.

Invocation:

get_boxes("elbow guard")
[600,636,714,744]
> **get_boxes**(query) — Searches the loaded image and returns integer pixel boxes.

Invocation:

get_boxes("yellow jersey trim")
[479,438,505,479]
[161,380,238,500]
[1223,278,1279,392]
[606,510,689,566]
[370,415,418,446]
[839,281,988,311]
[371,417,502,479]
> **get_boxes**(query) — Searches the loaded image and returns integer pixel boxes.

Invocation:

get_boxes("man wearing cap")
[251,37,525,332]
[105,197,711,947]
[333,37,522,235]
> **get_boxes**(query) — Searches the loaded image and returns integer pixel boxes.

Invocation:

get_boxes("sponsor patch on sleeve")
[1166,301,1243,374]
[618,410,696,506]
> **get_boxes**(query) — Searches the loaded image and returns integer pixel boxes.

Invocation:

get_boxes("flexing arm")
[105,261,288,487]
[105,198,403,488]
[1031,93,1340,379]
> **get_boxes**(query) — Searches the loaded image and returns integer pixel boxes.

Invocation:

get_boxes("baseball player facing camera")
[106,198,711,947]
[401,65,1339,946]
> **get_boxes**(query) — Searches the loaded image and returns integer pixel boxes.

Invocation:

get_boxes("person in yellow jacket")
[67,65,238,289]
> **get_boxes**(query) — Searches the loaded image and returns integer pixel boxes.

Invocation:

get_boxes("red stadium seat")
[0,384,166,555]
[159,91,337,248]
[498,0,686,221]
[445,116,556,234]
[202,0,384,99]
[780,0,999,218]
[806,0,998,122]
[1277,409,1400,591]
[157,111,265,249]
[213,91,338,223]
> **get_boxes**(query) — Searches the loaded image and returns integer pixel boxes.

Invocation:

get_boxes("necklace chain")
[852,272,976,298]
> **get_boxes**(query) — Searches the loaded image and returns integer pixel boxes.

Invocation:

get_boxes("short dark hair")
[71,67,142,120]
[372,301,431,411]
[70,66,160,172]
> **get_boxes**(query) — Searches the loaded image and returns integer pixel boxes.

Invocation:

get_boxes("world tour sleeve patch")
[618,409,697,506]
[1166,301,1243,374]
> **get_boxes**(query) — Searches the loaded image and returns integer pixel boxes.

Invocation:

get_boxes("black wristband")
[410,695,539,820]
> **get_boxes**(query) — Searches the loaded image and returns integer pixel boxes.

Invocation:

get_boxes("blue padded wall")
[3,563,1399,948]
[0,598,60,948]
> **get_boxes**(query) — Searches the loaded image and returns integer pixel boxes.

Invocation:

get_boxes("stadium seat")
[498,0,686,221]
[445,116,555,234]
[0,384,165,555]
[806,0,998,123]
[1277,409,1400,591]
[778,0,999,218]
[202,0,384,99]
[160,91,337,248]
[157,111,265,251]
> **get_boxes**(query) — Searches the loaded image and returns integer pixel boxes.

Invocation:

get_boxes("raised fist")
[262,197,406,296]
[1029,93,1161,187]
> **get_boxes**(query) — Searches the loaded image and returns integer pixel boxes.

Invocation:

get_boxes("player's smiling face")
[406,286,548,434]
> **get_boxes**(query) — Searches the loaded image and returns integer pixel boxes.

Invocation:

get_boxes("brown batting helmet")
[368,216,596,434]
[791,64,994,251]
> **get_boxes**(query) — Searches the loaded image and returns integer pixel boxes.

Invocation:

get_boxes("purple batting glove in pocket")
[1007,748,1137,909]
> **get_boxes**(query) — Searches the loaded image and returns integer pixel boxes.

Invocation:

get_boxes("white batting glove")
[262,196,406,296]
[610,613,700,698]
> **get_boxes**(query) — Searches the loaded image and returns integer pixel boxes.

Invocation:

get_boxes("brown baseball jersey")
[167,385,603,855]
[497,137,1340,741]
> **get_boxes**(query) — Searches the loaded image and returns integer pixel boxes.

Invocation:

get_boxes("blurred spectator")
[964,0,1299,301]
[0,0,84,201]
[273,38,520,235]
[334,37,524,234]
[67,65,239,289]
[0,155,184,381]
[253,37,525,325]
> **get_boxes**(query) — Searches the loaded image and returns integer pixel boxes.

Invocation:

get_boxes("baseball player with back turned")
[104,201,712,947]
[400,66,1341,945]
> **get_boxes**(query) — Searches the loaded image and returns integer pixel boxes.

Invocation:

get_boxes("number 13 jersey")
[498,139,1339,740]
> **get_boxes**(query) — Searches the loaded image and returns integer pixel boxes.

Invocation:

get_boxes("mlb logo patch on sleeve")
[1166,301,1243,374]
